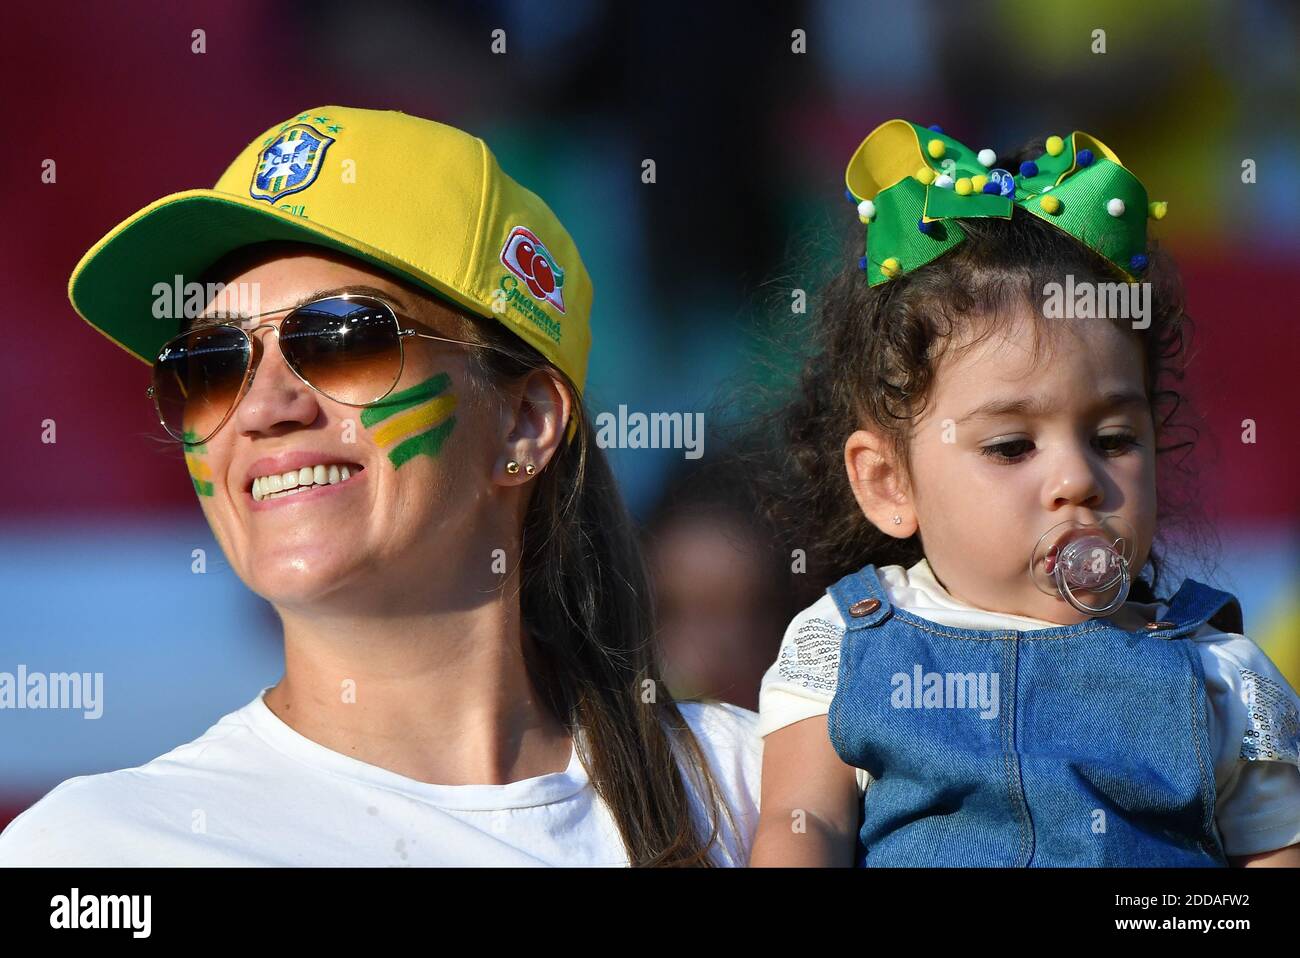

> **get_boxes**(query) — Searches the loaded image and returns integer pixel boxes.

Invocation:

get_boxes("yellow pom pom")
[1039,194,1061,214]
[881,257,901,278]
[1148,201,1168,220]
[1045,135,1064,157]
[927,138,945,159]
[971,174,988,192]
[915,165,936,185]
[955,177,973,196]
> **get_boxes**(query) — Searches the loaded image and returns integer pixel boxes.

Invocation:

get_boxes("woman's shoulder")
[0,699,257,865]
[670,699,763,865]
[673,699,761,758]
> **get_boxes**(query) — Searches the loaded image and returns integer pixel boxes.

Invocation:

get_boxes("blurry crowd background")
[2,0,1296,826]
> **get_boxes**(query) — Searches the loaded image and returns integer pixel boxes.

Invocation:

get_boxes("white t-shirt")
[0,687,762,867]
[759,558,1300,858]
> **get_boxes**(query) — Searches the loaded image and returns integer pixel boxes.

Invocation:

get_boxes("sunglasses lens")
[280,297,402,404]
[152,326,251,443]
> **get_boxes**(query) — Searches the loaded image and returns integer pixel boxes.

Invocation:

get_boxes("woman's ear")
[844,429,916,538]
[493,368,573,485]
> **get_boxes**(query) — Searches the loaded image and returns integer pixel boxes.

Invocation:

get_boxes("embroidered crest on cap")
[499,226,566,314]
[250,123,335,203]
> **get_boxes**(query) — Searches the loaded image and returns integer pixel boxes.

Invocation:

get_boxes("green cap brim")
[68,189,498,366]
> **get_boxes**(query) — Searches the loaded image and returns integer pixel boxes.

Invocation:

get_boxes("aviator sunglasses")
[147,293,498,445]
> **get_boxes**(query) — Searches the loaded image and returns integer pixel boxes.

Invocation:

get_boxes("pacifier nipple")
[1029,515,1136,616]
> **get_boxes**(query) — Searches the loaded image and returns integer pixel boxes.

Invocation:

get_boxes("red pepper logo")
[499,226,566,313]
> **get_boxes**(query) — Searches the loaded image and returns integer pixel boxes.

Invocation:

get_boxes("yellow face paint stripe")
[185,455,212,481]
[370,394,458,449]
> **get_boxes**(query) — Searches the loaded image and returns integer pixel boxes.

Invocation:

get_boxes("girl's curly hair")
[742,137,1216,601]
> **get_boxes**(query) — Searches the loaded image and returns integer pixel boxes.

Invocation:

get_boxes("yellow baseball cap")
[67,105,594,401]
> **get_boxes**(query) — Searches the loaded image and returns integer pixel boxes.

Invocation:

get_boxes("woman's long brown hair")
[458,312,743,867]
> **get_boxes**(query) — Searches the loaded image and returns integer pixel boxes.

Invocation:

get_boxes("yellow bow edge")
[845,119,1167,287]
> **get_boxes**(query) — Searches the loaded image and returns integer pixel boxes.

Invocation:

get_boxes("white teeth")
[250,462,360,501]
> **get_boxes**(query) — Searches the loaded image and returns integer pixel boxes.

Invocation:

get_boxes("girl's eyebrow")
[957,390,1148,424]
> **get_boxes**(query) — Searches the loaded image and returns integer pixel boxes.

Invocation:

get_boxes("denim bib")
[826,564,1242,867]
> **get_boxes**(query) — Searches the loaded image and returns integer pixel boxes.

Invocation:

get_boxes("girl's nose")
[1041,446,1105,512]
[231,325,323,435]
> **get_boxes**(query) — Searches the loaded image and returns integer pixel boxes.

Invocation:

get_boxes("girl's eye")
[979,439,1034,463]
[1095,432,1140,456]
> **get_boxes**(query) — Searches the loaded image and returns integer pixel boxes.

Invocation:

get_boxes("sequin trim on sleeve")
[776,617,844,695]
[1239,668,1300,765]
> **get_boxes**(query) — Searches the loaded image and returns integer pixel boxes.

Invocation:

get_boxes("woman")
[0,106,760,866]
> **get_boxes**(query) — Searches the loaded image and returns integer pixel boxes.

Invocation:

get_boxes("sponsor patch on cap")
[499,226,566,314]
[250,123,335,203]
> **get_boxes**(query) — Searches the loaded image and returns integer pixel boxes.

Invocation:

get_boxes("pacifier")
[1029,515,1136,616]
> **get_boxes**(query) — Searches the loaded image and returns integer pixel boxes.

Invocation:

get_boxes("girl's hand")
[749,715,861,866]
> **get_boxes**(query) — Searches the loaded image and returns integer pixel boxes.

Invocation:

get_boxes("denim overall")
[826,564,1243,867]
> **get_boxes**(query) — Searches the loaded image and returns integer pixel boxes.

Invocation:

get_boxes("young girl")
[749,119,1300,867]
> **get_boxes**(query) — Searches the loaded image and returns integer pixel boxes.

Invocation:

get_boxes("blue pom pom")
[928,124,944,133]
[1019,160,1039,178]
[845,188,856,204]
[917,218,934,235]
[1077,149,1094,167]
[982,182,1001,194]
[858,256,869,271]
[1130,253,1148,272]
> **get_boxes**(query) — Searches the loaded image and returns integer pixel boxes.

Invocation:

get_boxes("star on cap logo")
[249,122,335,203]
[499,226,566,313]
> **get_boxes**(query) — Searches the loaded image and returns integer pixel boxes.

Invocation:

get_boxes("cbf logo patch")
[500,226,566,313]
[250,124,334,203]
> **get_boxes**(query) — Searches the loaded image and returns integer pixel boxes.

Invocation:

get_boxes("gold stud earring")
[524,462,536,476]
[506,460,520,475]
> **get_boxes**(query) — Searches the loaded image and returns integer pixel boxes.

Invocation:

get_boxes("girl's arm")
[1229,843,1300,867]
[749,714,860,866]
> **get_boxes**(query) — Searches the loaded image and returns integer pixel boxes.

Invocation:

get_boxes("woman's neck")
[264,597,573,786]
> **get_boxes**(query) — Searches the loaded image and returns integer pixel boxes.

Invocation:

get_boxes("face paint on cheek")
[359,372,458,469]
[181,430,215,497]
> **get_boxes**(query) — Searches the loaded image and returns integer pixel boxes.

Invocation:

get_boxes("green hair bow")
[845,119,1167,287]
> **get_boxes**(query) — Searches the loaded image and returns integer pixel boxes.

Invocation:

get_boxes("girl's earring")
[892,515,902,525]
[505,460,520,475]
[524,462,536,476]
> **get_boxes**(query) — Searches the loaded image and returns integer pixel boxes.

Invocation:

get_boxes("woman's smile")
[242,450,368,511]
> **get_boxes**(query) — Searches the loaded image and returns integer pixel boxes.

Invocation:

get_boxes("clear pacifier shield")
[1029,515,1137,616]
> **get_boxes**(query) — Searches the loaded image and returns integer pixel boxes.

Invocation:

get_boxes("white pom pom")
[934,174,955,189]
[857,199,876,222]
[977,148,997,167]
[1107,198,1126,217]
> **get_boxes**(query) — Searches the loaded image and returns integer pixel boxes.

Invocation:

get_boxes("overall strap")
[826,564,894,631]
[1149,578,1243,638]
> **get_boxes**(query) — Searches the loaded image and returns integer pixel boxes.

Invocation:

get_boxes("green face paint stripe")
[182,428,213,497]
[180,429,208,455]
[360,372,451,428]
[387,416,456,469]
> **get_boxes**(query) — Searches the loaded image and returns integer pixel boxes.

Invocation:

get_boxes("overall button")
[1144,620,1176,630]
[849,598,881,617]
